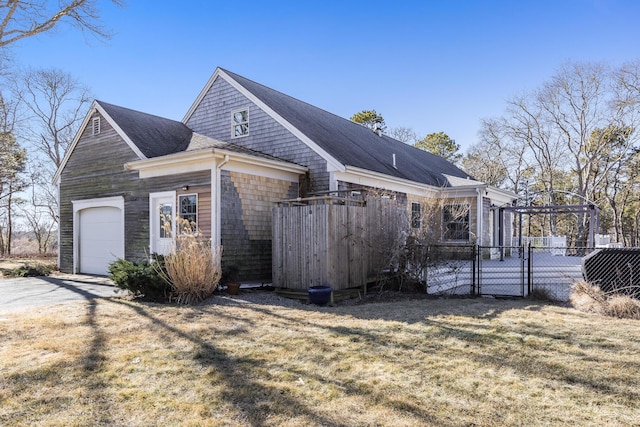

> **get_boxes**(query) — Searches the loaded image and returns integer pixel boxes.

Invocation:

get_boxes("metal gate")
[424,245,586,301]
[475,245,585,301]
[476,246,528,298]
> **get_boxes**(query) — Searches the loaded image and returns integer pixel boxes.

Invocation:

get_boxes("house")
[54,67,515,281]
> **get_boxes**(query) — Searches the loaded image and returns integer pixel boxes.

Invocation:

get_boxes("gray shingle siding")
[186,77,329,194]
[219,170,299,282]
[59,113,212,273]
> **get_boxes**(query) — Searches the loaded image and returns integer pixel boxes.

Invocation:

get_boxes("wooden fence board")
[273,197,405,290]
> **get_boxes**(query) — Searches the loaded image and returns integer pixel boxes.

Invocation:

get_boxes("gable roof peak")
[97,100,193,158]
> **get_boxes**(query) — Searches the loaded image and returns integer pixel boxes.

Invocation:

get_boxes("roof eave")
[125,147,308,177]
[339,166,443,197]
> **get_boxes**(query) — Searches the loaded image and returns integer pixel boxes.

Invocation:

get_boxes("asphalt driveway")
[0,274,121,313]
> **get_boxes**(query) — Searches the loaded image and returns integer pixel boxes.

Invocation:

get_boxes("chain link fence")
[411,244,639,302]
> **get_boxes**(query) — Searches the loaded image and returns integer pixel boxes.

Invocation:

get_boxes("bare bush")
[570,280,607,315]
[605,295,640,319]
[570,280,640,319]
[157,218,222,304]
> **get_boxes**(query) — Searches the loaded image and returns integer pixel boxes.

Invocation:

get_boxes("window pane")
[233,110,247,123]
[411,203,421,229]
[159,203,172,238]
[234,123,249,137]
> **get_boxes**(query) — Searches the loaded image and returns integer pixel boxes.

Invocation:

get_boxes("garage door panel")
[79,206,124,275]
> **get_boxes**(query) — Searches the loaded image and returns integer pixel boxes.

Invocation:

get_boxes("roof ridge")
[96,100,183,124]
[220,69,371,133]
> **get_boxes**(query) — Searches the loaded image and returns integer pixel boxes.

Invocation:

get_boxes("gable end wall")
[59,112,212,273]
[186,77,329,194]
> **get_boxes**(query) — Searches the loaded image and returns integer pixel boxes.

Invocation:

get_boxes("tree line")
[2,2,639,253]
[351,61,640,247]
[464,61,640,246]
[349,109,462,163]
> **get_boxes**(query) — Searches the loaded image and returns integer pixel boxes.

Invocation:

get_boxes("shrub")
[529,287,557,302]
[4,263,56,277]
[570,280,640,319]
[605,295,640,319]
[108,256,170,301]
[160,235,222,305]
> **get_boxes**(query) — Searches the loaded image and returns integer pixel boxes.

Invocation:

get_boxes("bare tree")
[460,141,508,187]
[19,162,56,253]
[0,0,123,48]
[15,67,91,169]
[388,126,419,144]
[480,61,640,244]
[474,117,532,193]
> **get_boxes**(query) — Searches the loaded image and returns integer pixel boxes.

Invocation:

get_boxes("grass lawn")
[1,294,639,426]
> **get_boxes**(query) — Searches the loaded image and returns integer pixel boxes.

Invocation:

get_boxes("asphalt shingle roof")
[98,101,193,158]
[221,69,474,187]
[97,71,475,189]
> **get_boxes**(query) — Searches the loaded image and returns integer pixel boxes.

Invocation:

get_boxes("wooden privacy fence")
[272,196,404,291]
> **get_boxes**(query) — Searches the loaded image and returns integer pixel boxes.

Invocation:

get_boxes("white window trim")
[442,203,471,242]
[231,107,249,138]
[178,193,198,234]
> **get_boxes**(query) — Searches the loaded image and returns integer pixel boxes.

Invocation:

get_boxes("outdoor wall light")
[181,185,189,191]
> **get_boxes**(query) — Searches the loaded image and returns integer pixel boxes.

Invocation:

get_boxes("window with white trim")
[232,109,249,138]
[178,194,197,234]
[411,202,421,229]
[443,204,470,241]
[92,117,101,135]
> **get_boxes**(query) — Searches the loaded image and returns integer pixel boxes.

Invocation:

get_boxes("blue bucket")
[308,285,332,305]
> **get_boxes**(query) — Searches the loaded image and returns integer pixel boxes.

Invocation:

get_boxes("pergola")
[497,204,601,256]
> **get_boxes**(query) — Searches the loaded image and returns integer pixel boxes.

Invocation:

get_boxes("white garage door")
[79,206,124,275]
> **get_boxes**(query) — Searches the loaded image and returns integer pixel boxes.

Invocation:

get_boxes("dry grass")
[570,280,640,320]
[1,295,639,426]
[162,237,222,304]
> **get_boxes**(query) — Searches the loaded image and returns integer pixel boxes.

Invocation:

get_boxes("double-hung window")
[232,108,249,138]
[178,194,197,234]
[443,204,470,241]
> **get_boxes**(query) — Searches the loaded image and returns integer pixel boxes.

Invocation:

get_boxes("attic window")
[232,109,249,138]
[92,117,101,135]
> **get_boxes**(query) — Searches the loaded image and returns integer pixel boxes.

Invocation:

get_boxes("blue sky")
[8,0,640,152]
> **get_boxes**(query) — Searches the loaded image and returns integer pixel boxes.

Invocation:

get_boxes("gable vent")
[92,117,101,135]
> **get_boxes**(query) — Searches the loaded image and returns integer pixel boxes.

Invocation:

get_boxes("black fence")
[421,244,603,301]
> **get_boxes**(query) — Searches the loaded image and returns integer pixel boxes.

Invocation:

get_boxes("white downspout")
[213,154,230,248]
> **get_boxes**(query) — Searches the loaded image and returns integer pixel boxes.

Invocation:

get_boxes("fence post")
[527,242,532,296]
[425,245,430,295]
[471,245,477,296]
[520,245,526,297]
